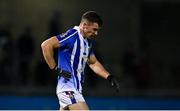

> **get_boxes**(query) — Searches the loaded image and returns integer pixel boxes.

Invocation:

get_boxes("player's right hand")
[52,66,71,80]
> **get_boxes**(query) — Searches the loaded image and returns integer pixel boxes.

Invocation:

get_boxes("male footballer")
[41,11,120,110]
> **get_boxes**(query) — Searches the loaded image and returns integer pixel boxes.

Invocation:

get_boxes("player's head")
[80,11,103,39]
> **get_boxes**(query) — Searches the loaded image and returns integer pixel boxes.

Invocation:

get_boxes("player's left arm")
[88,54,110,79]
[88,54,120,92]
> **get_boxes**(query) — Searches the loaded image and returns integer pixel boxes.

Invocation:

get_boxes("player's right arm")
[41,36,60,69]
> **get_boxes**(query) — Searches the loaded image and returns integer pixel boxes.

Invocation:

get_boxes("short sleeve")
[88,40,95,58]
[90,50,94,56]
[56,29,78,47]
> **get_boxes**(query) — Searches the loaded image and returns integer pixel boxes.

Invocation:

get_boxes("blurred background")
[1,0,180,110]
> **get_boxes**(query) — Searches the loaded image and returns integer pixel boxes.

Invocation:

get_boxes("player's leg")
[68,101,89,110]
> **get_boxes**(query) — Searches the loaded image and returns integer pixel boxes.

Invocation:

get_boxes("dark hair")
[81,11,103,27]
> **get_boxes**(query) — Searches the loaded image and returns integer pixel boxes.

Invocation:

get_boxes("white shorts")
[57,90,86,109]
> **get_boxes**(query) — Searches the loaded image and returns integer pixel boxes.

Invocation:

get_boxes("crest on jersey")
[60,30,69,38]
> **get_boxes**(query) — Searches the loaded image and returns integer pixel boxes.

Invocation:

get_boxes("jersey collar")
[73,26,87,41]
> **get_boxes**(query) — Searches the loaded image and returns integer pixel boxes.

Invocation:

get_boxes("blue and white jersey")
[56,26,94,93]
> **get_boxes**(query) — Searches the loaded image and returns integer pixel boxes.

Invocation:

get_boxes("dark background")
[1,0,180,109]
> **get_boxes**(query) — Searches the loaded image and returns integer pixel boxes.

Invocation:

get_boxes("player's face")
[83,22,100,39]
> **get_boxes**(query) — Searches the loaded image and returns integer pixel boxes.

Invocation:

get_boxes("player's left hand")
[107,75,120,92]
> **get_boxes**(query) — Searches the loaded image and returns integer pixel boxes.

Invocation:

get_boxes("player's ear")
[82,22,88,31]
[83,22,88,27]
